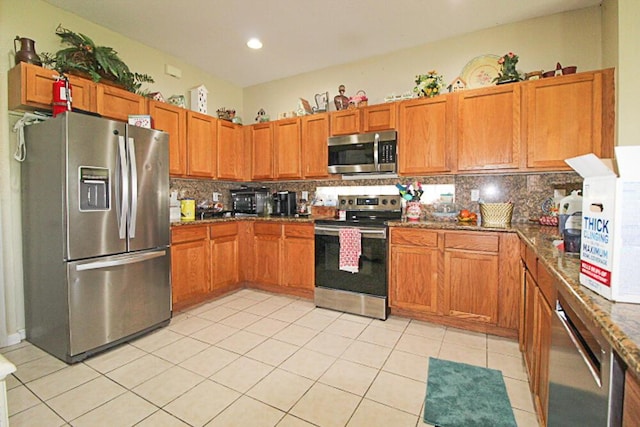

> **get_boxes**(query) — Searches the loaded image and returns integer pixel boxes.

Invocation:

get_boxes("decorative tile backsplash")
[170,171,582,221]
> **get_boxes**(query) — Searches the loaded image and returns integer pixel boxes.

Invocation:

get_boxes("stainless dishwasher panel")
[548,291,624,427]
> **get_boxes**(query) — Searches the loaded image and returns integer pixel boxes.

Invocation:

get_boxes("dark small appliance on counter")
[230,187,271,216]
[273,191,297,216]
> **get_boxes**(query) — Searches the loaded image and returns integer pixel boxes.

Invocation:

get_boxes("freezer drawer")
[67,249,171,359]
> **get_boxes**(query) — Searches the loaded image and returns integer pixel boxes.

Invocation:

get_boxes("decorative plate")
[460,55,501,89]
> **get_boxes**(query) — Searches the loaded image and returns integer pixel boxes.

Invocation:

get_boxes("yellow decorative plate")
[460,55,501,89]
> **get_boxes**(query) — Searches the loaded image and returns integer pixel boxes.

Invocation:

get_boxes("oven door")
[314,224,388,319]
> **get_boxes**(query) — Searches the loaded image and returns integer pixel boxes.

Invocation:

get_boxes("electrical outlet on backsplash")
[169,171,582,221]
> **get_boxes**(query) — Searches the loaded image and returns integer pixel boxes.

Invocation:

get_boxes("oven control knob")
[390,199,397,205]
[340,199,347,205]
[382,199,388,205]
[348,200,354,205]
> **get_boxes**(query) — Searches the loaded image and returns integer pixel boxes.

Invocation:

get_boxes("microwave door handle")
[373,133,380,171]
[117,136,128,240]
[128,137,138,238]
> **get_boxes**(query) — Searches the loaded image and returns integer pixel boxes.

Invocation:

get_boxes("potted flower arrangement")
[494,52,522,84]
[396,181,424,221]
[41,25,154,94]
[414,71,443,98]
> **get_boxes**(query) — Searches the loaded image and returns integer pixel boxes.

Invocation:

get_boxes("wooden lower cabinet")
[171,225,210,310]
[624,371,640,426]
[282,224,314,293]
[210,223,239,294]
[389,229,440,313]
[521,242,555,426]
[253,223,282,286]
[389,227,519,337]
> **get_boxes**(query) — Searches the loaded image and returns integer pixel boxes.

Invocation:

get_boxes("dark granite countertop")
[172,216,640,377]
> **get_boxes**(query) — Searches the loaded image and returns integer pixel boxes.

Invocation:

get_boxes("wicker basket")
[479,203,513,227]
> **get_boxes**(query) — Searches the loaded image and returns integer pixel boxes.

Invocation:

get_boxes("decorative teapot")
[14,36,42,66]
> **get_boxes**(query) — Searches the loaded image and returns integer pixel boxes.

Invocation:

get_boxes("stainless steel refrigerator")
[22,111,171,363]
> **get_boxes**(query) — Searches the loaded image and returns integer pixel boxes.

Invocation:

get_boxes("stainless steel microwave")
[328,130,397,175]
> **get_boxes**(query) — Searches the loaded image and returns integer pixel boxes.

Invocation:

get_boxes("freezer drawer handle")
[75,250,167,271]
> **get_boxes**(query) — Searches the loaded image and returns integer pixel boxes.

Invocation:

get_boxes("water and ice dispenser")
[79,167,109,211]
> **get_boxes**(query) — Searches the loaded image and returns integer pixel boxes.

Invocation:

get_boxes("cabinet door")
[624,371,640,426]
[330,109,361,135]
[457,84,521,171]
[251,123,274,180]
[301,113,329,178]
[523,270,537,390]
[525,71,607,169]
[96,85,146,121]
[535,290,552,427]
[282,224,314,291]
[253,223,281,286]
[274,118,302,179]
[210,223,239,291]
[217,120,243,180]
[171,227,209,308]
[363,103,396,132]
[148,100,186,176]
[187,111,217,178]
[8,62,96,112]
[444,250,499,323]
[390,245,440,313]
[398,96,454,174]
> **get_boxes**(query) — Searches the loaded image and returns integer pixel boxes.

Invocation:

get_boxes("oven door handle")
[314,225,387,239]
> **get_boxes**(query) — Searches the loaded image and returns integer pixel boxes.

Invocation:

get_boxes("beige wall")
[615,0,640,146]
[243,7,603,121]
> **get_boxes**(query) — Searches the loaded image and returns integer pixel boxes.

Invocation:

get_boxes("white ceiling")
[43,0,601,88]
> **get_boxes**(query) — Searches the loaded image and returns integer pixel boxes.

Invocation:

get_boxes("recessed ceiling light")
[247,38,263,49]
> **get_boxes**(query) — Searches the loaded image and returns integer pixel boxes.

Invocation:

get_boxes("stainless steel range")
[314,194,401,320]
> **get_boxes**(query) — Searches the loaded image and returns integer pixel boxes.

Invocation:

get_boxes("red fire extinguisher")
[52,74,72,117]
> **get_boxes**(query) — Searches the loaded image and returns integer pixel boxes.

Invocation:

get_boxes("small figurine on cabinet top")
[314,92,329,112]
[333,85,349,110]
[255,108,269,122]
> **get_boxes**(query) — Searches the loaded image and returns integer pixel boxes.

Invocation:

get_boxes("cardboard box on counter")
[566,146,640,303]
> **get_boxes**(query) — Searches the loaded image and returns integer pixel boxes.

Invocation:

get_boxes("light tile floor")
[3,289,540,426]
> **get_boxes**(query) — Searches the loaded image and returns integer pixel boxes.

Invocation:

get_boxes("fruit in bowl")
[457,209,478,222]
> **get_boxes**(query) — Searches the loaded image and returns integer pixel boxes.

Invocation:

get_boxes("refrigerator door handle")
[117,136,129,240]
[75,249,168,271]
[128,137,138,239]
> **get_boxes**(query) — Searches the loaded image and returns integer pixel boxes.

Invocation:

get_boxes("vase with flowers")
[414,71,443,98]
[396,181,424,221]
[494,52,522,85]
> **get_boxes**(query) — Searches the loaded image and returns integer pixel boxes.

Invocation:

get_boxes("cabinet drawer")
[254,222,282,236]
[210,222,238,238]
[171,225,208,243]
[537,264,557,306]
[445,232,499,252]
[390,229,439,247]
[284,223,314,239]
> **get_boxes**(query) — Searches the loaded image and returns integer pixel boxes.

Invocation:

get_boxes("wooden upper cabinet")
[330,109,361,135]
[186,111,217,178]
[217,119,243,180]
[524,69,614,170]
[251,122,275,180]
[274,118,302,179]
[398,95,455,175]
[457,84,521,172]
[362,103,397,132]
[96,84,146,121]
[148,100,187,176]
[9,62,96,112]
[301,113,329,179]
